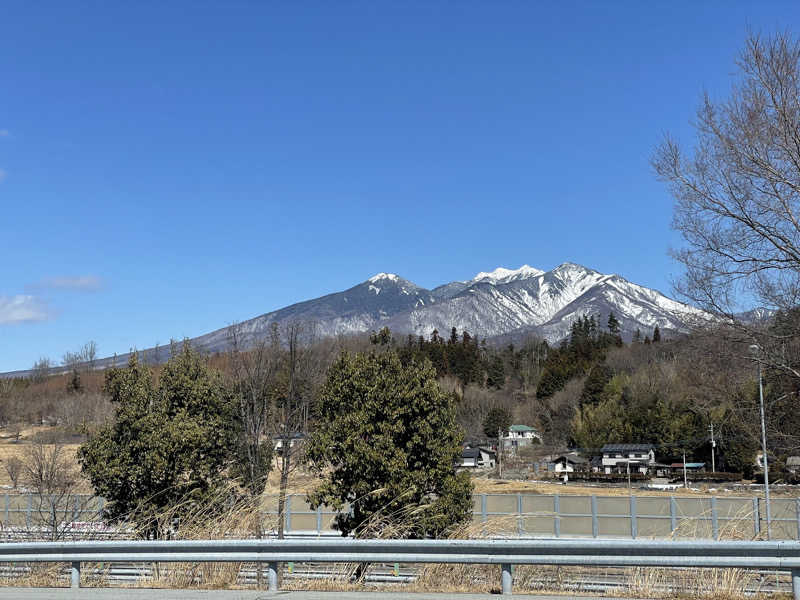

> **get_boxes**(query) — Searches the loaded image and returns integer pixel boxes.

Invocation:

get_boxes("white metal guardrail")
[1,538,800,596]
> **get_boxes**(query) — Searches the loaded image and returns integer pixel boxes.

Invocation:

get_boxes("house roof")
[601,444,654,453]
[554,454,588,464]
[510,424,536,432]
[462,448,481,459]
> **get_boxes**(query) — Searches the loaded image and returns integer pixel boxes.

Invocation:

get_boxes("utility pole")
[750,344,772,540]
[626,460,631,495]
[709,423,716,473]
[757,359,772,539]
[682,450,688,488]
[497,428,503,479]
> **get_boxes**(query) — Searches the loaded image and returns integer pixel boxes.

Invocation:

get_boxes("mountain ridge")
[1,262,700,377]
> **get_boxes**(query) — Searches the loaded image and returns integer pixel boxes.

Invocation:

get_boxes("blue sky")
[1,2,796,371]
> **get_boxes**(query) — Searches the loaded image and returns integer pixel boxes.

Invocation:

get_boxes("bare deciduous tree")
[4,456,22,489]
[274,321,320,540]
[227,323,280,504]
[62,341,98,372]
[22,442,91,540]
[30,357,52,384]
[654,31,800,375]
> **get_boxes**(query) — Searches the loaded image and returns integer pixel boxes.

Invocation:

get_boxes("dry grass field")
[0,424,795,502]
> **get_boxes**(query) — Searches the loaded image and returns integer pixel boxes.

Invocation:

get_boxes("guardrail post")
[267,561,279,591]
[670,496,677,535]
[501,563,512,595]
[3,493,8,525]
[591,495,598,538]
[481,494,488,523]
[553,495,560,538]
[754,497,761,536]
[792,568,800,600]
[285,495,292,533]
[711,497,719,540]
[70,561,80,588]
[630,495,637,539]
[517,493,523,537]
[316,505,322,535]
[795,498,800,541]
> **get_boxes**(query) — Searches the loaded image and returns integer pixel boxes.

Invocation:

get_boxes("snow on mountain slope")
[473,264,545,284]
[165,272,437,354]
[513,275,703,343]
[387,263,662,339]
[2,262,701,376]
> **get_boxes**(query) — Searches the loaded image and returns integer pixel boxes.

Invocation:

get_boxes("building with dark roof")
[600,443,655,474]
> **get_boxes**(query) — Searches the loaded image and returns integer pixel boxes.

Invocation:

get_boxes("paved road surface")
[0,589,635,600]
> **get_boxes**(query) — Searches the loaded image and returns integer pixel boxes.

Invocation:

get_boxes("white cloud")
[0,295,51,325]
[33,275,103,292]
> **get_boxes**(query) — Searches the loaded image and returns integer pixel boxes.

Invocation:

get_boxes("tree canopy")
[305,351,472,538]
[482,406,512,439]
[78,343,237,535]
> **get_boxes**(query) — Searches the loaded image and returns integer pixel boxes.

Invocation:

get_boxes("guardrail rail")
[1,538,800,596]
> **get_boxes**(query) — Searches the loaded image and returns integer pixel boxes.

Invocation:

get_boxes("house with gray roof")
[600,443,655,475]
[458,446,496,469]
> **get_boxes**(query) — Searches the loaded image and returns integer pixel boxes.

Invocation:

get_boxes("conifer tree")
[306,351,472,538]
[607,312,621,334]
[653,326,661,343]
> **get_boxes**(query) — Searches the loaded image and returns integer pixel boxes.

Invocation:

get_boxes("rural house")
[459,447,496,469]
[551,453,588,474]
[600,443,655,474]
[501,424,541,451]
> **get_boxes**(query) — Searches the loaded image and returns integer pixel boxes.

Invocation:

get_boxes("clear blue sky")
[1,2,795,371]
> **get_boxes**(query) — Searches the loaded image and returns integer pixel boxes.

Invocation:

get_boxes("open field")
[0,425,797,502]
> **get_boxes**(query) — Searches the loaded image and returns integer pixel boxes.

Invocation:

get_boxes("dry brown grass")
[471,477,800,498]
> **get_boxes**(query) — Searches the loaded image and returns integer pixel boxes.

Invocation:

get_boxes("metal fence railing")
[0,493,800,540]
[1,493,798,541]
[1,537,799,596]
[265,493,800,540]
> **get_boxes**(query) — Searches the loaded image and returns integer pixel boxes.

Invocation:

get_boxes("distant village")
[458,425,800,486]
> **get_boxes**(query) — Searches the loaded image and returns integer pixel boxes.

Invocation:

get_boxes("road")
[0,589,636,600]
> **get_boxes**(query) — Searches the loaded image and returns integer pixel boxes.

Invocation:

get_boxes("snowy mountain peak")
[368,273,400,283]
[472,264,544,285]
[552,262,597,275]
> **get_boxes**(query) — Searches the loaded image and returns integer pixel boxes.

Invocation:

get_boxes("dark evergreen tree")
[486,355,505,389]
[306,351,472,538]
[652,326,661,343]
[66,369,82,394]
[581,363,612,405]
[607,312,621,334]
[483,407,512,439]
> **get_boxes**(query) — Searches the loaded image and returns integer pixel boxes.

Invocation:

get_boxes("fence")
[1,493,799,541]
[1,537,800,596]
[270,493,800,540]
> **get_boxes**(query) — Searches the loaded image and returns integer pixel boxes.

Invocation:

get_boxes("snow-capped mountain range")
[189,262,699,354]
[0,262,700,377]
